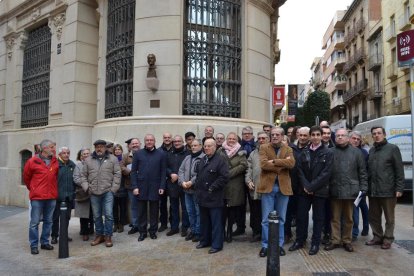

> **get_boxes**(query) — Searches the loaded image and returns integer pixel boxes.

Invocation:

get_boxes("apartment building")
[342,0,381,128]
[321,10,347,126]
[383,0,413,116]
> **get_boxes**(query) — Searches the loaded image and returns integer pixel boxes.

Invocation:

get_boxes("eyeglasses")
[173,140,182,143]
[242,132,253,135]
[336,134,347,137]
[351,137,361,141]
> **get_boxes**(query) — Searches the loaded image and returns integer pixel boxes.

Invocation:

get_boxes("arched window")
[105,0,135,118]
[21,24,51,128]
[21,150,33,185]
[184,0,241,117]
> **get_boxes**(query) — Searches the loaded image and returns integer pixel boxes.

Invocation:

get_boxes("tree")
[303,90,330,127]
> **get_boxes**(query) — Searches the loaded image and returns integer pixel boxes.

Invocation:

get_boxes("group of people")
[23,122,404,257]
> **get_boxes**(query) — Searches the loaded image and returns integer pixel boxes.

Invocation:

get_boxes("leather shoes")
[309,245,319,255]
[82,235,89,241]
[279,246,286,256]
[150,233,157,240]
[138,233,147,242]
[365,239,382,246]
[324,243,341,251]
[128,227,139,235]
[381,242,392,249]
[181,228,188,237]
[91,235,105,246]
[185,232,194,241]
[105,236,113,247]
[192,235,200,242]
[158,224,168,232]
[208,248,221,254]
[166,229,179,236]
[259,247,267,257]
[31,247,39,255]
[196,243,209,249]
[51,237,58,244]
[343,243,354,252]
[40,244,54,250]
[361,229,369,236]
[289,241,304,251]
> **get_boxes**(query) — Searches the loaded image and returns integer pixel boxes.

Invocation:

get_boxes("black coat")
[289,143,307,194]
[195,152,229,208]
[131,147,167,201]
[166,146,189,198]
[57,159,76,202]
[297,144,333,198]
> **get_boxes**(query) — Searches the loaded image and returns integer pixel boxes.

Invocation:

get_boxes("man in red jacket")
[24,139,58,255]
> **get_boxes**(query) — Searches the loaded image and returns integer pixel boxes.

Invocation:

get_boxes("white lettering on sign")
[400,46,410,56]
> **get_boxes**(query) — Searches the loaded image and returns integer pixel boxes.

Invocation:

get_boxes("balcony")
[356,79,368,93]
[386,64,398,80]
[343,85,357,102]
[384,95,411,114]
[368,54,383,71]
[399,14,411,31]
[334,56,346,69]
[355,48,366,64]
[356,18,365,33]
[334,79,346,89]
[368,87,383,100]
[334,36,345,49]
[330,95,344,109]
[385,26,396,42]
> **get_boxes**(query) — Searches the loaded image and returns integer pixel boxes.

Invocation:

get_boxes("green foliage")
[303,90,330,127]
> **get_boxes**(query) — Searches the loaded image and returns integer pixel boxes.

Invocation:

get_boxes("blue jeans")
[261,184,289,248]
[29,199,56,248]
[185,193,200,235]
[128,190,139,228]
[90,192,114,236]
[352,196,369,237]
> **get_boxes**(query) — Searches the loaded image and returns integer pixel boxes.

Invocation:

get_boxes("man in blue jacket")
[131,134,167,241]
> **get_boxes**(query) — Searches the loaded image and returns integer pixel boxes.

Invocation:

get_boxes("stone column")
[95,0,107,121]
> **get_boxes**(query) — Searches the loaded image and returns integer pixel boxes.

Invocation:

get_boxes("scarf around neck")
[222,141,241,158]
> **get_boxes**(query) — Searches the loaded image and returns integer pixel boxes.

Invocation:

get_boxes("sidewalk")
[0,203,413,276]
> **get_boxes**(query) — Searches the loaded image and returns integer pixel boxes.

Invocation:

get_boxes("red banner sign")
[397,29,414,67]
[272,85,285,107]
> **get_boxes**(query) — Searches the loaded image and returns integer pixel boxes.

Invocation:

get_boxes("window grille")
[184,0,241,117]
[21,150,32,185]
[21,25,51,128]
[105,0,135,118]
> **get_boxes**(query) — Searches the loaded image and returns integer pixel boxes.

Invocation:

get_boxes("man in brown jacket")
[257,127,295,257]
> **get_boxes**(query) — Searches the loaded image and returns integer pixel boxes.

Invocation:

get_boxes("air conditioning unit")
[392,97,401,107]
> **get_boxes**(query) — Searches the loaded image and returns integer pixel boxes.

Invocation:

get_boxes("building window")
[105,0,135,118]
[21,24,51,128]
[21,150,32,185]
[183,0,242,117]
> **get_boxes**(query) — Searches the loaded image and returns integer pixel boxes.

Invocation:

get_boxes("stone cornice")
[248,0,275,16]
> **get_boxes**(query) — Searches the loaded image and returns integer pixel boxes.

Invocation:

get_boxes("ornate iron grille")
[21,25,51,128]
[184,0,241,117]
[105,0,135,118]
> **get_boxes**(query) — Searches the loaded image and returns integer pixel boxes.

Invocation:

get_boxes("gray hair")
[298,126,310,134]
[58,146,70,154]
[271,126,285,135]
[349,130,362,138]
[242,126,253,133]
[192,139,202,145]
[39,139,55,152]
[256,131,267,137]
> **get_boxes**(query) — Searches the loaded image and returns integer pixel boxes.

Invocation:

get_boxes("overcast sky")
[275,0,353,85]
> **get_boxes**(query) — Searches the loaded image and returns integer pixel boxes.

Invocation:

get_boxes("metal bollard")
[58,201,69,259]
[266,211,280,276]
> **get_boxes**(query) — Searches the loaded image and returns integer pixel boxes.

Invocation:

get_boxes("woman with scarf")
[217,132,248,242]
[113,144,128,233]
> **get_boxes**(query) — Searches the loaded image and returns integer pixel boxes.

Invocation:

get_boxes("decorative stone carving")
[49,13,66,41]
[5,35,16,60]
[146,54,159,92]
[32,7,41,21]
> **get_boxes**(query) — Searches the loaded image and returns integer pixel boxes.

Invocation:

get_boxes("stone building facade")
[0,0,286,206]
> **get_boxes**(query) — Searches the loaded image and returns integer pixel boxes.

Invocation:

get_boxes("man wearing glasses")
[365,126,404,250]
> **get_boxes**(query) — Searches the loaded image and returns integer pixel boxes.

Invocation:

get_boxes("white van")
[353,115,412,191]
